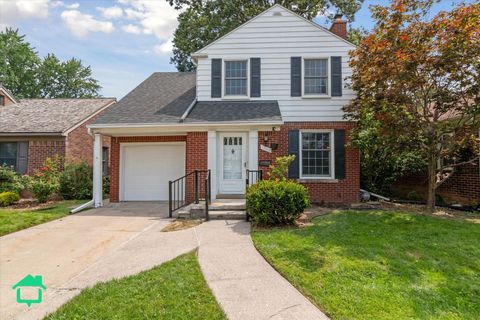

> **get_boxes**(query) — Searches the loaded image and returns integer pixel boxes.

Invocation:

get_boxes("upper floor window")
[225,60,247,96]
[304,59,328,95]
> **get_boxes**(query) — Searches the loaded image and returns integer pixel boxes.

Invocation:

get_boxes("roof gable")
[193,4,355,56]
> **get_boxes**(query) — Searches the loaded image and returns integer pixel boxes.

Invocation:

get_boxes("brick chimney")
[329,14,347,39]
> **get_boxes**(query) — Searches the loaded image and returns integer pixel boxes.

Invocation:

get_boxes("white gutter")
[88,120,284,129]
[179,98,198,122]
[70,200,94,214]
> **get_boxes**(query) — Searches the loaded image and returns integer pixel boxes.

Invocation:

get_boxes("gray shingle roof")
[184,100,282,123]
[0,98,115,134]
[93,72,196,124]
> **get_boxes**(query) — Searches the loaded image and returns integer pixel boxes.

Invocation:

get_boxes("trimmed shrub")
[0,165,26,194]
[59,161,93,200]
[28,179,57,203]
[0,191,20,207]
[246,180,310,225]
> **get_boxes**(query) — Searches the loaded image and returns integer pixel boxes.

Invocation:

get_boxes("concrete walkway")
[0,202,198,320]
[1,203,328,320]
[196,220,329,320]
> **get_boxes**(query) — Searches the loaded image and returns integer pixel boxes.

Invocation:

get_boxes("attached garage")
[120,142,185,201]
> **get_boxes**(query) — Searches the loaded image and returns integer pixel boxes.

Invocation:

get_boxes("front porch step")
[208,210,247,220]
[209,200,246,211]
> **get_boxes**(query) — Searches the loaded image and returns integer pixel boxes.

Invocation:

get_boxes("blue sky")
[0,0,472,99]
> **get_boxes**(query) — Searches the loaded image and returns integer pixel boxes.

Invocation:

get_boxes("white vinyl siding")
[195,6,355,122]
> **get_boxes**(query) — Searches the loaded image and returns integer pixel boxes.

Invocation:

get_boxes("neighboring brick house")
[89,5,360,207]
[0,86,115,175]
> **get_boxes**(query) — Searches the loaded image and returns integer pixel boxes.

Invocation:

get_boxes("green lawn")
[0,200,84,236]
[45,252,226,320]
[252,210,480,320]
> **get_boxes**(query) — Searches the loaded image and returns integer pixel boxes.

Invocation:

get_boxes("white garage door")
[121,143,185,201]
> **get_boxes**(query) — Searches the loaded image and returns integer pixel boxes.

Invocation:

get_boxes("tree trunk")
[426,153,437,213]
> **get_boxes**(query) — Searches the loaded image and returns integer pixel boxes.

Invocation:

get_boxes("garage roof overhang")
[88,121,284,137]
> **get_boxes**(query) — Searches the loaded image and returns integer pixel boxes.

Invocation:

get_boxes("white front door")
[218,133,247,194]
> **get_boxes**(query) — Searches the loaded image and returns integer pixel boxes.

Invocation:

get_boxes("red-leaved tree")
[344,0,480,212]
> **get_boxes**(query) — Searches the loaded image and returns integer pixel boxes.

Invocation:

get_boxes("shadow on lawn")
[263,210,480,319]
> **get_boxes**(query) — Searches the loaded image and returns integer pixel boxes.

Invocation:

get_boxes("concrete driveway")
[0,202,198,320]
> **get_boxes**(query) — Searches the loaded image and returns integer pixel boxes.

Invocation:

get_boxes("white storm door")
[218,133,247,194]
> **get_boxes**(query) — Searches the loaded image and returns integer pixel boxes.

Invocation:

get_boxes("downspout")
[70,128,104,213]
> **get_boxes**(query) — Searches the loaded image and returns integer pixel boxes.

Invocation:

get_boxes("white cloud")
[122,24,141,34]
[61,10,114,37]
[97,6,123,19]
[50,1,78,9]
[66,2,79,9]
[154,40,173,55]
[0,0,49,28]
[120,0,179,40]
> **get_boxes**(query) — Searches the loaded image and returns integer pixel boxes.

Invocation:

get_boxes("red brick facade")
[108,123,360,204]
[186,132,208,202]
[65,114,111,166]
[259,122,360,204]
[27,138,66,174]
[393,162,480,206]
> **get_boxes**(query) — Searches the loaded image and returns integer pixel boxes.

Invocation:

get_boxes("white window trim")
[299,129,335,179]
[301,56,331,98]
[222,58,250,99]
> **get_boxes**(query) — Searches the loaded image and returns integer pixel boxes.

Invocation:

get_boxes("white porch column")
[207,131,217,200]
[248,130,259,172]
[93,133,103,208]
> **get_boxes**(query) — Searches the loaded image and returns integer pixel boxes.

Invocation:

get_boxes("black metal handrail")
[246,169,263,187]
[204,170,211,221]
[169,169,210,218]
[246,169,263,222]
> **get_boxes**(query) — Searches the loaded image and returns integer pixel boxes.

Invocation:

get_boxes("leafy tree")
[344,0,480,212]
[0,29,101,98]
[347,26,367,45]
[168,0,364,71]
[37,54,100,98]
[0,28,40,98]
[350,111,426,194]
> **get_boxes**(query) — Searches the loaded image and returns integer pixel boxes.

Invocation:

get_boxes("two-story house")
[89,4,360,208]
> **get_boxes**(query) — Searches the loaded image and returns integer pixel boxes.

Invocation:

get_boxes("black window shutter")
[250,57,261,97]
[290,57,302,97]
[211,58,222,98]
[334,129,346,179]
[17,141,28,174]
[288,130,300,179]
[331,56,342,97]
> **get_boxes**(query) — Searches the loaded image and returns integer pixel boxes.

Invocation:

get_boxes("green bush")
[246,180,310,225]
[0,191,20,207]
[59,161,93,200]
[0,165,26,193]
[103,176,110,196]
[27,156,62,203]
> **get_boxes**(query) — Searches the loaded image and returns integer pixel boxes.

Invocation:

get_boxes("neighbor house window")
[102,147,109,176]
[0,142,17,170]
[304,59,328,95]
[0,95,4,106]
[225,60,247,96]
[300,132,333,178]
